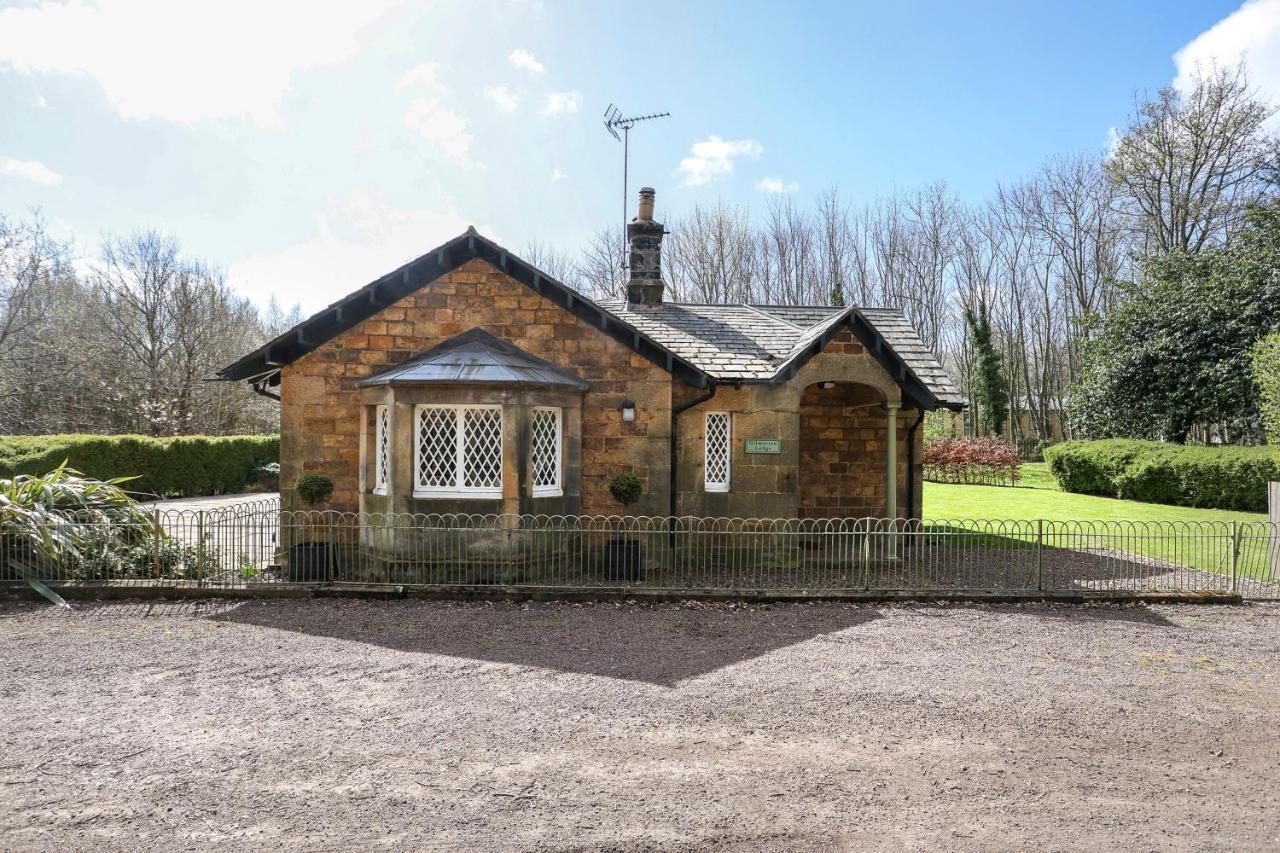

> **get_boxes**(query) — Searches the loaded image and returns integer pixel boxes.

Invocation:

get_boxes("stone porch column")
[884,401,899,520]
[884,401,900,561]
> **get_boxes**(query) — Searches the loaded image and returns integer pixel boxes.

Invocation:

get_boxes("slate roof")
[598,300,965,407]
[355,328,589,390]
[216,228,964,410]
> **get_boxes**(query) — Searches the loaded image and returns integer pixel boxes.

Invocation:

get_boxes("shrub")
[74,531,223,581]
[296,472,334,505]
[0,463,161,581]
[608,472,643,507]
[1042,439,1156,496]
[248,462,280,492]
[0,434,279,499]
[1044,439,1280,511]
[1254,332,1280,444]
[923,438,1022,486]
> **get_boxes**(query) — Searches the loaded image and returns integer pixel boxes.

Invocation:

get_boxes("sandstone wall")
[279,259,672,515]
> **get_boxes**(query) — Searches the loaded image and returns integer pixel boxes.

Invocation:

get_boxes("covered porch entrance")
[798,380,919,520]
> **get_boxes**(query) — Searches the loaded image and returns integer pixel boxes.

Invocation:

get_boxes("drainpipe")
[670,380,717,522]
[905,409,925,520]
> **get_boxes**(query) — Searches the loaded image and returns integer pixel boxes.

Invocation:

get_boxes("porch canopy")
[355,328,588,390]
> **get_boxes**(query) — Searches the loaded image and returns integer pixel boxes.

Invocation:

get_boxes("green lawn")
[924,463,1272,578]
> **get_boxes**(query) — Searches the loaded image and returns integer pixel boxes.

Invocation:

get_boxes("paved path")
[137,492,279,512]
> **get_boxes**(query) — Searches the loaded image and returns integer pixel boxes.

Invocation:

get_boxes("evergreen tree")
[964,305,1009,436]
[1069,202,1280,443]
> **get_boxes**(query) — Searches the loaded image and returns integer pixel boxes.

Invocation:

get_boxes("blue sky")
[1,0,1276,312]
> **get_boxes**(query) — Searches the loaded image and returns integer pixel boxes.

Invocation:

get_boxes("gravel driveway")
[2,599,1278,851]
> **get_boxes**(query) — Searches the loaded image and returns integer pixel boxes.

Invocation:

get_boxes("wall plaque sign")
[744,439,781,454]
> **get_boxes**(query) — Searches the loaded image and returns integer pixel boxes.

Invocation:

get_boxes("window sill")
[705,484,730,493]
[371,487,387,496]
[532,488,564,498]
[413,490,503,500]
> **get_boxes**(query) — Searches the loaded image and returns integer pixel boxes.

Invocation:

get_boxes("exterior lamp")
[620,401,637,422]
[821,382,836,389]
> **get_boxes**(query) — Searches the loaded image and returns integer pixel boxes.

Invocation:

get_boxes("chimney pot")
[637,187,655,222]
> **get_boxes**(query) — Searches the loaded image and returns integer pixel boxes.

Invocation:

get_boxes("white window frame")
[704,412,731,493]
[372,404,389,495]
[530,406,563,498]
[413,403,504,499]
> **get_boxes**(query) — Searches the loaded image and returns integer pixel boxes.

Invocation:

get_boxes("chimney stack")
[625,187,665,307]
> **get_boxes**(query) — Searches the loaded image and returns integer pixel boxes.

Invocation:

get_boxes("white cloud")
[1173,0,1280,127]
[228,191,489,312]
[550,167,567,182]
[33,94,47,109]
[484,85,519,113]
[0,0,404,127]
[676,136,763,187]
[757,177,798,194]
[540,91,580,115]
[394,62,474,163]
[394,62,444,94]
[404,97,473,163]
[508,48,544,75]
[1,157,63,186]
[1105,126,1122,157]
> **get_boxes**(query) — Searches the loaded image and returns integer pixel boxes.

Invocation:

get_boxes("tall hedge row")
[1044,439,1280,512]
[0,434,279,499]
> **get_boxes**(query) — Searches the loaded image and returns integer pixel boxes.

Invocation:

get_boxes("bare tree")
[664,201,757,303]
[1109,63,1277,254]
[574,227,626,300]
[522,240,581,289]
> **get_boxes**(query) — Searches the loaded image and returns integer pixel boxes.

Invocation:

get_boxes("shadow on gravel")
[911,602,1182,628]
[207,601,885,685]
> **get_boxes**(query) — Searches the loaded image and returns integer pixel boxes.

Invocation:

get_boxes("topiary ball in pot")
[295,472,334,506]
[608,472,643,507]
[604,472,644,582]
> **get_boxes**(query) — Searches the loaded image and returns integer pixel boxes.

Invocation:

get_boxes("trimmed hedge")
[923,437,1022,486]
[0,434,279,499]
[1044,439,1280,512]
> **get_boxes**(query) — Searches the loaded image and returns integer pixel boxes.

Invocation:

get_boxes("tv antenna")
[603,104,669,270]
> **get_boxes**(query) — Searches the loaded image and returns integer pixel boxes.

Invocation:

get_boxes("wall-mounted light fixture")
[821,382,836,389]
[620,401,637,422]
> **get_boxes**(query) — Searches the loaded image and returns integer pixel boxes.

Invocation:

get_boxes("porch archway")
[798,381,907,519]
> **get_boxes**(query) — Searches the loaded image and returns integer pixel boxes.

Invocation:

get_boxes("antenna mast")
[603,104,669,271]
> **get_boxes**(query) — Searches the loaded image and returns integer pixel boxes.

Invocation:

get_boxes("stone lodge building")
[218,188,963,522]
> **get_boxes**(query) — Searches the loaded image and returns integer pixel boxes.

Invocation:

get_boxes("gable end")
[216,230,711,389]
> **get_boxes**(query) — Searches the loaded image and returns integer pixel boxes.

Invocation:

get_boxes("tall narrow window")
[414,404,504,498]
[530,407,562,497]
[705,412,731,492]
[373,405,389,494]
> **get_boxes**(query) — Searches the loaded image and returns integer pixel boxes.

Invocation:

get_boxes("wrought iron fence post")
[861,521,871,591]
[152,508,162,579]
[196,510,206,586]
[326,513,335,584]
[1036,519,1044,592]
[1229,520,1239,594]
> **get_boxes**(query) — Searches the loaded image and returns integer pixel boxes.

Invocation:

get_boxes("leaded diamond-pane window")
[705,412,731,492]
[414,405,505,497]
[373,405,389,494]
[462,407,503,490]
[530,407,561,497]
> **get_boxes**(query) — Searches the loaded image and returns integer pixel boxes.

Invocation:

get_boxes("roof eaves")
[760,307,954,411]
[214,229,714,390]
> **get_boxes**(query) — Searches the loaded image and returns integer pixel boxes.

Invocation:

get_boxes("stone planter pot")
[603,537,643,583]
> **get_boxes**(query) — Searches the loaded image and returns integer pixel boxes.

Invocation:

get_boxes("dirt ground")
[1,598,1278,851]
